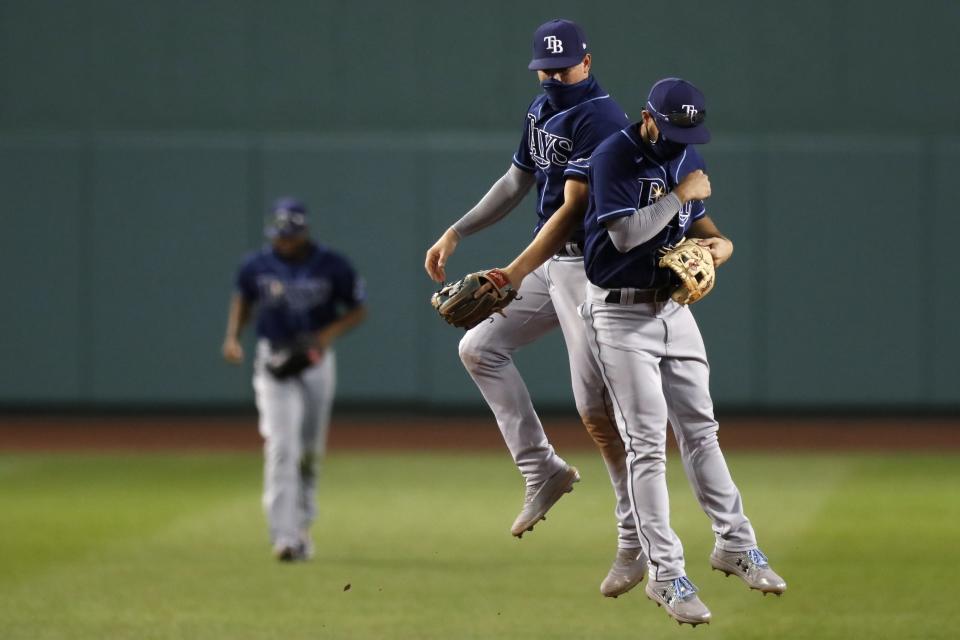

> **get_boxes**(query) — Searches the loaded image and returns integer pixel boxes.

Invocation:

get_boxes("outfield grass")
[1,450,958,639]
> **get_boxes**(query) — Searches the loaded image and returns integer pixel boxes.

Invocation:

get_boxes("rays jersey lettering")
[255,276,332,312]
[526,114,573,169]
[236,242,365,344]
[511,77,630,244]
[582,124,707,289]
[639,178,694,227]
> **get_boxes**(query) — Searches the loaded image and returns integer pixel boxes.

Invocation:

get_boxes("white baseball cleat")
[645,576,711,626]
[510,465,580,538]
[600,546,648,597]
[299,530,315,560]
[710,547,786,595]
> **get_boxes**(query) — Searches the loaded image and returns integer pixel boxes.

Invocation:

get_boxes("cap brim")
[657,119,711,144]
[265,226,307,239]
[528,55,585,70]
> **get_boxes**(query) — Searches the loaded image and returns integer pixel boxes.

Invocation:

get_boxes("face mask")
[645,131,685,161]
[540,76,594,109]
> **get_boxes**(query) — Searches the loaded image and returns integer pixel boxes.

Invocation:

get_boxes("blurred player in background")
[222,197,367,561]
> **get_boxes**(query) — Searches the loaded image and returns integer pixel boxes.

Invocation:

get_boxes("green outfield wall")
[1,1,957,409]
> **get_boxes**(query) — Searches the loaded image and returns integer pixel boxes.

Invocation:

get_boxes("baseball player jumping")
[222,198,367,562]
[424,19,647,597]
[579,77,787,625]
[497,78,786,625]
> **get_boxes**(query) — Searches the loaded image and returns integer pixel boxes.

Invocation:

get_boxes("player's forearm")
[687,216,726,240]
[604,193,683,253]
[316,305,367,348]
[505,206,580,279]
[688,216,734,266]
[224,294,251,340]
[451,165,535,238]
[504,179,587,282]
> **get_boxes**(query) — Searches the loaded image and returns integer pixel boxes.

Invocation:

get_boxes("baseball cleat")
[273,540,310,563]
[510,465,580,538]
[273,544,300,562]
[645,576,711,626]
[600,546,648,598]
[710,547,786,595]
[299,530,315,560]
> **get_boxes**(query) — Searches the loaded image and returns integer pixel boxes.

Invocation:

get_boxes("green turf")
[1,450,958,639]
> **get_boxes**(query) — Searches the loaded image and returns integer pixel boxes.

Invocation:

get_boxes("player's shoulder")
[670,145,707,179]
[238,246,271,271]
[311,243,356,272]
[594,126,636,158]
[585,92,629,120]
[526,94,548,116]
[575,78,628,118]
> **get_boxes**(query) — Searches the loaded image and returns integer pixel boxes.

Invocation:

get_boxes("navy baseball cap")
[528,19,589,70]
[646,78,711,144]
[265,197,308,238]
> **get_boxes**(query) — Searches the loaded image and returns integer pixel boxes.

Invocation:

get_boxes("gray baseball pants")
[458,257,639,549]
[253,340,336,550]
[581,283,757,581]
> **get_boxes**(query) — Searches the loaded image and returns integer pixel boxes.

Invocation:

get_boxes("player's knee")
[678,421,719,456]
[458,336,480,370]
[692,427,720,453]
[266,438,302,473]
[458,333,502,372]
[630,432,667,461]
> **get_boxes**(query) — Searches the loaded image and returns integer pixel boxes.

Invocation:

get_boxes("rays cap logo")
[265,196,309,239]
[645,77,711,145]
[528,18,589,70]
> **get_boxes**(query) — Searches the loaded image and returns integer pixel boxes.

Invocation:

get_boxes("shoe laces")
[522,482,541,503]
[671,576,698,600]
[746,548,769,567]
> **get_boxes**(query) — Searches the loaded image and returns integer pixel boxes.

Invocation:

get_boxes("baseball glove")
[265,345,320,379]
[658,237,716,305]
[431,268,518,330]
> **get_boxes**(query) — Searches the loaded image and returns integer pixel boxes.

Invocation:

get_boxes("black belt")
[556,242,583,257]
[604,287,673,304]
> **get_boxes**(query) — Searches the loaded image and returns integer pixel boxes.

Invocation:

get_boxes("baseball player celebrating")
[222,197,367,562]
[424,18,648,597]
[576,78,784,624]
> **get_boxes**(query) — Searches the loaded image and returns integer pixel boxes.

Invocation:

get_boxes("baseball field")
[2,416,958,640]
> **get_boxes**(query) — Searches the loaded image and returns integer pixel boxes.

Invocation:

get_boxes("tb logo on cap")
[544,35,564,54]
[682,104,698,117]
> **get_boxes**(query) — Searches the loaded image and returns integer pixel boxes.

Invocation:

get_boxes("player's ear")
[582,53,592,72]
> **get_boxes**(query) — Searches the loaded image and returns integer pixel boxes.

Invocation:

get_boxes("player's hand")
[475,266,520,297]
[425,228,460,283]
[695,236,734,267]
[499,266,522,290]
[674,170,711,204]
[309,331,332,362]
[222,338,244,364]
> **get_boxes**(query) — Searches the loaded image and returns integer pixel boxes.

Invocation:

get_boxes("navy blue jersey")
[512,76,629,246]
[235,242,365,345]
[580,125,707,289]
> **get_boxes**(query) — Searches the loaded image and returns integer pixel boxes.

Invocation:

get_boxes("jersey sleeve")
[591,149,641,223]
[673,147,707,221]
[512,104,536,174]
[564,155,591,181]
[332,257,366,309]
[235,256,259,302]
